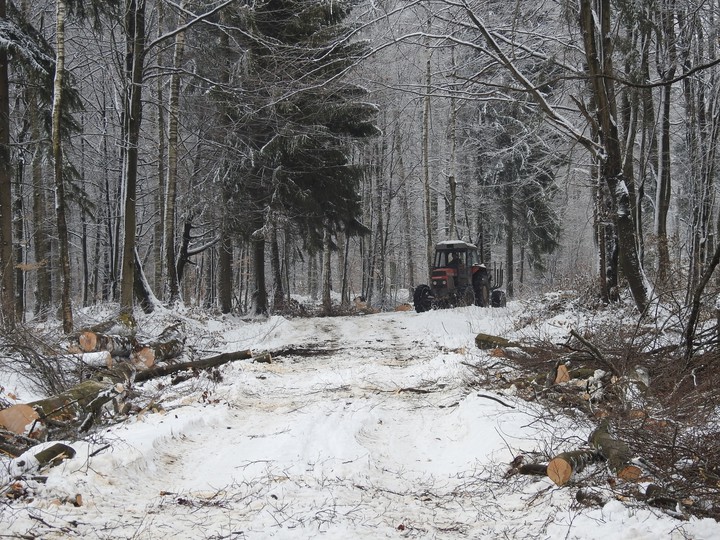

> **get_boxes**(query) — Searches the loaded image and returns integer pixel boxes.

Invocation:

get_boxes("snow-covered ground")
[2,302,720,539]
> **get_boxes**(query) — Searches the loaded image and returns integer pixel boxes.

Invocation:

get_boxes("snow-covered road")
[3,306,720,539]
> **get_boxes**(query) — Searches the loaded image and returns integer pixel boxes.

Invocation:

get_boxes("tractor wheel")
[413,285,433,313]
[474,282,490,307]
[460,287,476,307]
[491,289,507,308]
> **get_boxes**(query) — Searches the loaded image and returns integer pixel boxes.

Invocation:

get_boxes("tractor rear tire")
[491,289,507,308]
[460,287,476,307]
[474,282,490,307]
[413,285,433,313]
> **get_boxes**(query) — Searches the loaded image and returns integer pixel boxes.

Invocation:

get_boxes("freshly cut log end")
[0,404,42,436]
[555,364,570,384]
[547,450,603,486]
[78,331,98,353]
[618,465,643,482]
[547,457,574,486]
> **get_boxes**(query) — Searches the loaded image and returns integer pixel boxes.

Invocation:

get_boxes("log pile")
[75,322,185,369]
[1,319,274,458]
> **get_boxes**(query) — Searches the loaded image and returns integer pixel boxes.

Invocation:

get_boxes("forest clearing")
[2,296,720,539]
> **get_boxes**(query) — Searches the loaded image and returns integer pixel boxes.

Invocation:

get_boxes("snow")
[2,303,720,539]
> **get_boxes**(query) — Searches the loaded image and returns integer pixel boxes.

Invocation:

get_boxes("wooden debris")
[78,331,136,356]
[547,449,604,486]
[133,349,255,383]
[0,405,41,436]
[589,421,643,481]
[475,333,522,350]
[33,442,76,469]
[134,323,186,368]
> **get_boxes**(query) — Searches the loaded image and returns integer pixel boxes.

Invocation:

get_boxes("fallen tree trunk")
[0,380,116,436]
[78,332,136,356]
[475,333,523,350]
[547,449,604,486]
[134,323,185,368]
[589,421,643,481]
[133,349,257,383]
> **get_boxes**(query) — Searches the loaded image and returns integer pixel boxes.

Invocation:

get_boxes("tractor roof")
[435,240,477,251]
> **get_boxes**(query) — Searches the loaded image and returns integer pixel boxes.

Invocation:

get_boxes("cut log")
[30,380,114,419]
[0,404,41,436]
[8,442,76,477]
[518,463,549,476]
[589,421,643,481]
[134,323,186,368]
[547,449,604,486]
[133,349,255,383]
[33,442,76,469]
[81,351,114,368]
[0,381,116,438]
[78,331,136,356]
[475,333,522,350]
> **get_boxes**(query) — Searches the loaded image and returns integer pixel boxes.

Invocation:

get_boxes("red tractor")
[413,240,506,312]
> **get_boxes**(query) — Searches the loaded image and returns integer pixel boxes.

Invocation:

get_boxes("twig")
[477,393,515,408]
[569,329,620,376]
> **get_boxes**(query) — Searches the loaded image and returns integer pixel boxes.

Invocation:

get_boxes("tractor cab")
[413,240,506,312]
[431,241,477,290]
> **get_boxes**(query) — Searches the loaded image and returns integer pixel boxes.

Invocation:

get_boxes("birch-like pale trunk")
[52,0,74,333]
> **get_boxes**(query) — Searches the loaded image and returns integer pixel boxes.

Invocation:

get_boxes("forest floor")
[2,298,720,539]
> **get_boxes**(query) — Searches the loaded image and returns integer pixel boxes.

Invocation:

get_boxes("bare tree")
[0,0,15,326]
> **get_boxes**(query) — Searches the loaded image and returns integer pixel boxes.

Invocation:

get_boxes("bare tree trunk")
[120,0,146,315]
[423,56,434,274]
[580,0,649,313]
[656,2,677,286]
[52,0,73,333]
[217,223,233,313]
[251,231,267,316]
[270,221,284,311]
[0,0,14,327]
[395,125,415,287]
[504,178,514,298]
[448,46,458,239]
[322,223,332,315]
[13,140,24,319]
[29,86,51,317]
[165,1,188,305]
[154,0,166,295]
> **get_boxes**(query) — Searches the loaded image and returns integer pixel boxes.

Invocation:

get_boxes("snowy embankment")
[2,303,720,539]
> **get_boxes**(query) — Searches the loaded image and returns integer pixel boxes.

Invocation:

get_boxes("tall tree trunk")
[154,0,166,294]
[30,89,51,317]
[321,223,332,315]
[13,146,23,320]
[120,0,146,314]
[0,0,15,326]
[251,231,267,316]
[580,0,649,313]
[423,57,434,273]
[655,1,677,286]
[504,172,514,298]
[217,218,233,313]
[395,125,415,287]
[52,0,73,333]
[270,221,284,311]
[165,1,188,305]
[448,46,458,239]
